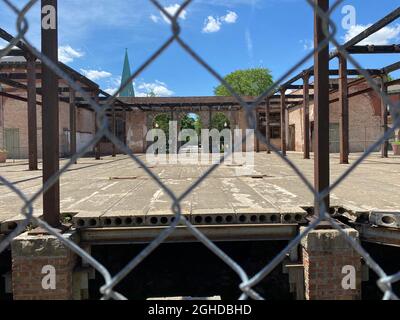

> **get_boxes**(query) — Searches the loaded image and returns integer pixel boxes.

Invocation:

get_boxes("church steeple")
[119,49,135,97]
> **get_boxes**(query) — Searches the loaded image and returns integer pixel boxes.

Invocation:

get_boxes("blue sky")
[1,0,399,96]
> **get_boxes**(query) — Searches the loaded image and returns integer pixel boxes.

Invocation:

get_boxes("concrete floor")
[0,152,399,229]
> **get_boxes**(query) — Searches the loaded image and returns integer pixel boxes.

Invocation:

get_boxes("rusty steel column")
[381,74,389,158]
[94,93,101,160]
[314,0,330,214]
[112,104,116,157]
[265,98,271,154]
[69,87,77,163]
[41,0,60,227]
[338,54,349,164]
[26,53,38,171]
[123,108,127,154]
[209,107,212,153]
[303,72,310,159]
[256,109,260,152]
[280,88,287,156]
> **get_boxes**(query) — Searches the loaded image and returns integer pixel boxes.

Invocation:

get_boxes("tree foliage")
[153,114,170,137]
[214,68,274,96]
[211,113,230,131]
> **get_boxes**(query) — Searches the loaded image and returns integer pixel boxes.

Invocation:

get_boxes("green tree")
[211,113,230,131]
[214,68,274,96]
[153,114,171,138]
[180,114,196,130]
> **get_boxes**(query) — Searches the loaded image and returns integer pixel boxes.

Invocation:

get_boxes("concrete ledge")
[12,231,79,257]
[300,226,359,252]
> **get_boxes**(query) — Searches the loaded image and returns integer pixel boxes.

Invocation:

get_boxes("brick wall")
[11,231,78,300]
[301,227,362,300]
[0,90,95,158]
[289,78,382,153]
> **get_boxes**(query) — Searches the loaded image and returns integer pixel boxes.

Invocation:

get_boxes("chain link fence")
[0,0,399,300]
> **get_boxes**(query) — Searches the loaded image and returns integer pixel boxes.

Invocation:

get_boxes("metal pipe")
[338,54,349,164]
[314,0,330,214]
[41,0,60,228]
[26,53,38,171]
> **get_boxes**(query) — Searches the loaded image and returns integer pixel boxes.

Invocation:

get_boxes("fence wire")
[0,0,399,300]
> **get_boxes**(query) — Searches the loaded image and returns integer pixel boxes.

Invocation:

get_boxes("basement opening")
[89,241,293,300]
[361,242,400,300]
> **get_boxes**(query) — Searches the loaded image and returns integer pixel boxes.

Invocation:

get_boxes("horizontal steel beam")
[355,223,400,247]
[80,224,298,244]
[0,91,42,105]
[309,69,382,76]
[347,45,400,54]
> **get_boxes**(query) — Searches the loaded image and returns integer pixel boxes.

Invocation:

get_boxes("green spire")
[119,49,135,97]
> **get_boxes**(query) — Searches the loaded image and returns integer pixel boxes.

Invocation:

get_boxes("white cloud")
[104,79,173,97]
[104,88,118,95]
[221,11,238,24]
[104,77,122,95]
[343,24,400,45]
[161,4,187,24]
[58,45,84,63]
[137,80,174,97]
[300,39,314,51]
[80,69,112,81]
[150,14,161,23]
[203,16,222,33]
[202,10,238,33]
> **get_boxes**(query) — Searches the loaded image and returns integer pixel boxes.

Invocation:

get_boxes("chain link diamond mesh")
[0,0,399,300]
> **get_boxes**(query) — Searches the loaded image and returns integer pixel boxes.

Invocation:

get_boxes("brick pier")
[11,231,79,300]
[301,226,362,300]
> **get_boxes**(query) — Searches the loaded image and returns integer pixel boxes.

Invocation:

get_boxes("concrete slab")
[0,153,400,232]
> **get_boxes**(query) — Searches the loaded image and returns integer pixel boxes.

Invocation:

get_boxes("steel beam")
[69,87,77,164]
[123,108,127,150]
[80,224,298,244]
[26,53,38,171]
[314,0,330,214]
[0,91,41,104]
[381,75,389,158]
[347,45,400,54]
[94,93,101,160]
[280,88,287,156]
[41,0,60,228]
[383,61,400,74]
[303,73,310,159]
[265,98,271,154]
[338,54,349,164]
